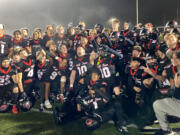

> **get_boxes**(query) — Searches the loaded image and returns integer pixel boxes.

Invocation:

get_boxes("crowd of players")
[0,19,180,135]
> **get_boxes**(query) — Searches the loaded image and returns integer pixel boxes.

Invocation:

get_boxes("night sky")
[0,0,179,34]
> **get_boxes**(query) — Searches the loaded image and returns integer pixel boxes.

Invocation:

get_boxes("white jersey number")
[50,71,58,80]
[77,65,87,75]
[100,67,111,78]
[0,44,5,54]
[27,68,34,77]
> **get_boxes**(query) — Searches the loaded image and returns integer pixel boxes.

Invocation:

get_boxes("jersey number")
[69,61,73,71]
[100,67,111,78]
[162,79,171,86]
[50,71,58,80]
[37,71,43,80]
[27,69,34,77]
[77,65,87,75]
[0,78,4,84]
[0,44,5,54]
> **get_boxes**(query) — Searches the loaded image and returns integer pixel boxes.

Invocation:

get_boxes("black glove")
[19,92,27,102]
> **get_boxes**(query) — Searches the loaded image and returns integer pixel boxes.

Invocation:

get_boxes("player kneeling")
[78,68,129,134]
[0,58,20,114]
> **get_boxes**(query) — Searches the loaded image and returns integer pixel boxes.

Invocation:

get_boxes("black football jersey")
[157,57,171,70]
[0,65,16,86]
[156,65,177,95]
[84,44,94,54]
[119,30,135,57]
[58,53,74,76]
[48,59,61,81]
[82,93,107,112]
[29,39,43,57]
[120,29,133,39]
[140,39,158,54]
[36,59,52,82]
[81,78,109,112]
[42,35,54,50]
[73,34,82,49]
[73,55,92,81]
[110,41,124,63]
[67,52,75,71]
[85,78,108,92]
[95,56,115,79]
[166,65,178,80]
[157,78,171,95]
[12,38,28,50]
[15,56,35,82]
[155,58,171,94]
[142,64,162,79]
[127,66,144,89]
[0,34,12,58]
[53,34,67,51]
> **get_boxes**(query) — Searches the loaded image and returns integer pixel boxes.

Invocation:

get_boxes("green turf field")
[0,111,136,135]
[0,110,179,135]
[0,107,180,135]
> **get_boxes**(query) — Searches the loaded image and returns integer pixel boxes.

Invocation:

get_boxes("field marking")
[30,108,53,114]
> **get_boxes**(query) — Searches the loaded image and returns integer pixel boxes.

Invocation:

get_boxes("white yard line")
[30,108,53,114]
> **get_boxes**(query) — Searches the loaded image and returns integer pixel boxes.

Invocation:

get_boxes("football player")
[0,58,19,114]
[53,25,67,51]
[10,30,29,57]
[0,24,12,58]
[14,49,36,101]
[29,31,44,57]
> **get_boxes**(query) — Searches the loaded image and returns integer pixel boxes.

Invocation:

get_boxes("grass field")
[0,111,137,135]
[0,107,180,135]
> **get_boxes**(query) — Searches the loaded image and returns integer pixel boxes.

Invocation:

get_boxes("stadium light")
[136,0,139,25]
[108,17,117,24]
[177,0,179,21]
